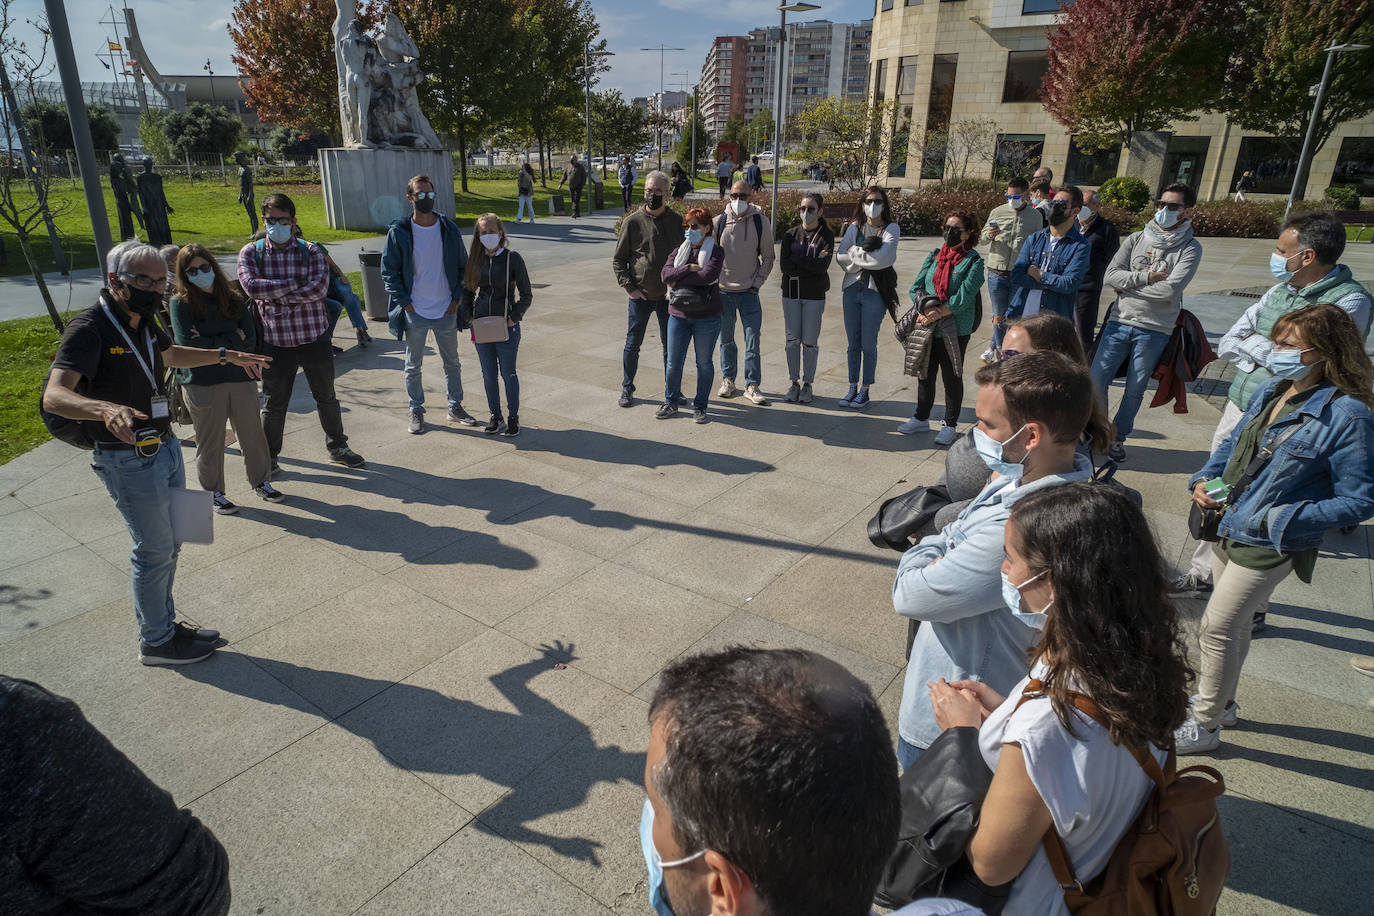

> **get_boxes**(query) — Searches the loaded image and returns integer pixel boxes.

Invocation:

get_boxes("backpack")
[715,211,764,263]
[1015,681,1230,916]
[39,368,94,450]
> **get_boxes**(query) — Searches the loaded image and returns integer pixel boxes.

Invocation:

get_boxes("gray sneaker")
[785,382,801,403]
[799,383,813,404]
[408,411,425,435]
[1174,716,1221,755]
[448,407,478,427]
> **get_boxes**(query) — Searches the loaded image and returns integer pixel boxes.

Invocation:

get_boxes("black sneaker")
[656,402,678,420]
[329,447,366,469]
[484,415,505,435]
[140,629,217,666]
[503,416,520,437]
[693,408,708,424]
[356,327,372,348]
[618,385,634,408]
[212,492,239,516]
[174,619,220,642]
[1170,573,1213,598]
[448,407,478,427]
[1108,440,1127,463]
[1251,612,1267,634]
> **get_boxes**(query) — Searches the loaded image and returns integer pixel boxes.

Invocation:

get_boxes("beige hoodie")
[715,204,776,292]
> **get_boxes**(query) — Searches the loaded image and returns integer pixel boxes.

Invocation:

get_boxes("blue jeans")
[986,271,1013,349]
[897,737,925,772]
[719,290,763,386]
[475,323,521,418]
[666,314,722,410]
[842,283,885,386]
[623,298,670,389]
[404,311,464,413]
[90,441,185,647]
[326,276,367,332]
[1090,320,1172,441]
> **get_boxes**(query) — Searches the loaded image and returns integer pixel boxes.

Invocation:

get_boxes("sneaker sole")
[139,646,216,666]
[1176,735,1221,755]
[330,456,366,468]
[256,493,285,503]
[214,506,239,516]
[503,429,520,437]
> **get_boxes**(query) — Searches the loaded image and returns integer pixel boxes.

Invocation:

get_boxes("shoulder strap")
[715,213,726,241]
[1228,413,1316,506]
[254,237,265,269]
[753,212,763,259]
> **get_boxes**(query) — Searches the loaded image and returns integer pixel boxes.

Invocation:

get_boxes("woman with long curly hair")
[928,482,1193,915]
[1174,302,1374,754]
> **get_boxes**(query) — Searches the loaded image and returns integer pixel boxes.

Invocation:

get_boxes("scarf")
[933,243,969,302]
[673,236,715,268]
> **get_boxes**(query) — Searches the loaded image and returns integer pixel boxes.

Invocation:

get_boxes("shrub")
[1324,185,1361,210]
[1189,201,1280,239]
[890,189,1005,236]
[1097,202,1145,237]
[1098,176,1151,212]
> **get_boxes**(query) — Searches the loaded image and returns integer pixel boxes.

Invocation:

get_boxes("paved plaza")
[2,213,1372,914]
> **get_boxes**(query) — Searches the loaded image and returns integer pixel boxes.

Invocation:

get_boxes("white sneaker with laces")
[980,346,999,364]
[1174,716,1221,755]
[934,425,958,446]
[1188,694,1238,728]
[897,417,929,435]
[718,378,737,398]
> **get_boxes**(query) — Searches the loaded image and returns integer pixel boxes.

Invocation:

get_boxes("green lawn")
[0,315,62,464]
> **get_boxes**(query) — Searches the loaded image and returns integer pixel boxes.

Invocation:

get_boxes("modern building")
[650,90,688,116]
[697,20,872,139]
[867,0,1374,199]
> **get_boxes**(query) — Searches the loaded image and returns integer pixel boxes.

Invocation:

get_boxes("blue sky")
[9,0,875,104]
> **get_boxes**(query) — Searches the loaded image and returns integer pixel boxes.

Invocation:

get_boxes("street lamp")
[1283,42,1369,223]
[203,58,216,107]
[770,2,820,234]
[641,45,684,170]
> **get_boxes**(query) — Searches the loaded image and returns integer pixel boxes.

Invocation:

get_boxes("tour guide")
[43,240,271,667]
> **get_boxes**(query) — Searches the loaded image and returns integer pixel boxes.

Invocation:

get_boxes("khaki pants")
[1188,400,1247,579]
[183,381,272,494]
[1193,543,1292,728]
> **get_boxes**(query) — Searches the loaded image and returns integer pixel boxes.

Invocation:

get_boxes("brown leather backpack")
[1015,680,1230,915]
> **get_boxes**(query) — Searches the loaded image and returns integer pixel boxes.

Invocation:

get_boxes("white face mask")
[731,198,749,216]
[480,232,502,251]
[864,202,882,220]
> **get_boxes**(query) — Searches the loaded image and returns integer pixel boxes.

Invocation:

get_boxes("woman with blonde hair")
[461,213,532,436]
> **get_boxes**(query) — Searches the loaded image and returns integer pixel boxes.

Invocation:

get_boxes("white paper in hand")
[169,487,214,544]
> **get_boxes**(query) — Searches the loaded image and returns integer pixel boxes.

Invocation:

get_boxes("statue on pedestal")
[136,158,174,247]
[236,152,258,236]
[109,153,143,240]
[332,2,442,150]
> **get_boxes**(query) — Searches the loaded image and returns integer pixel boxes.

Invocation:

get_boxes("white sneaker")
[980,346,999,364]
[934,425,958,446]
[1188,694,1238,728]
[718,378,738,398]
[897,417,929,435]
[1173,716,1221,755]
[744,384,769,406]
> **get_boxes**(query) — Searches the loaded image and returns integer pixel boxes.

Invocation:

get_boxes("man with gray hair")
[612,168,685,407]
[1072,188,1121,348]
[43,240,270,666]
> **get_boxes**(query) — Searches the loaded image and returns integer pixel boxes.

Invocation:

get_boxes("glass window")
[1159,136,1210,197]
[995,133,1045,182]
[1002,51,1049,104]
[882,0,895,10]
[906,0,923,5]
[1231,137,1302,195]
[1065,137,1122,186]
[921,54,958,179]
[897,56,919,99]
[1022,0,1066,12]
[1331,137,1374,196]
[873,59,889,102]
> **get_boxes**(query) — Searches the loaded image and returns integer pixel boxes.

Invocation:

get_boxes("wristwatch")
[219,347,228,366]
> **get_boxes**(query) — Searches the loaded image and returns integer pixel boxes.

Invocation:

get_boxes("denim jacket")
[1008,225,1090,320]
[1189,379,1374,552]
[381,215,468,340]
[894,454,1093,749]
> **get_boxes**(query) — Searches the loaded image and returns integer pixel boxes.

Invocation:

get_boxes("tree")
[509,0,602,187]
[1219,0,1374,200]
[229,0,381,140]
[749,108,775,155]
[942,118,999,180]
[1043,0,1240,152]
[269,126,331,162]
[791,96,903,188]
[20,99,121,151]
[163,103,244,156]
[137,110,176,165]
[590,89,649,175]
[719,115,748,157]
[673,96,710,176]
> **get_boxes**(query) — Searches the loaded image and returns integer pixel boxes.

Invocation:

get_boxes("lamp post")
[690,84,699,188]
[641,45,683,170]
[203,59,216,107]
[582,44,613,214]
[1283,42,1369,223]
[770,3,820,234]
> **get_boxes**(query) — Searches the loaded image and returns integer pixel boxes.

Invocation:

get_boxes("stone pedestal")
[320,147,455,231]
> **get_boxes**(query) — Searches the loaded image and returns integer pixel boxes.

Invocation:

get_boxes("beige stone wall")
[867,0,1374,201]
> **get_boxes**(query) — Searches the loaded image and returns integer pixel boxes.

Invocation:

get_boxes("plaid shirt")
[236,239,331,348]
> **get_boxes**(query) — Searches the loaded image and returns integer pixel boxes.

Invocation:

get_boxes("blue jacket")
[894,454,1094,749]
[1189,379,1374,552]
[381,215,468,340]
[1008,225,1090,320]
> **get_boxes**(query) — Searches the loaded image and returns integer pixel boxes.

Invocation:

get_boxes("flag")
[97,55,110,69]
[107,41,122,51]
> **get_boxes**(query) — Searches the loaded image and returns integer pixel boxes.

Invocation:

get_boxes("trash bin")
[549,194,566,215]
[358,250,387,321]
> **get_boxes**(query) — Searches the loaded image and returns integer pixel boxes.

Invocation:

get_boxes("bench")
[1335,210,1374,242]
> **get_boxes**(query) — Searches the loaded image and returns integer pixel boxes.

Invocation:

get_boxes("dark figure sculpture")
[109,153,143,240]
[236,153,257,236]
[136,158,174,247]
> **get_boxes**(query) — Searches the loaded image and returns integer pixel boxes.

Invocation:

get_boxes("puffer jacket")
[894,296,961,379]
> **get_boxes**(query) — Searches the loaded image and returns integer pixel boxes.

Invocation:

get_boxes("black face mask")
[943,227,964,247]
[123,285,163,318]
[646,193,664,210]
[414,198,435,215]
[1049,202,1071,226]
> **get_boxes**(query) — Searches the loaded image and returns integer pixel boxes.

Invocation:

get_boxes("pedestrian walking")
[617,155,638,212]
[516,162,536,223]
[558,155,587,218]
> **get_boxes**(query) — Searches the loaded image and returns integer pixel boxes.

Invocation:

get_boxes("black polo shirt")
[51,295,173,446]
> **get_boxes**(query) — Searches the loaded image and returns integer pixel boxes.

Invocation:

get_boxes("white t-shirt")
[409,218,451,319]
[1022,235,1062,317]
[978,662,1164,916]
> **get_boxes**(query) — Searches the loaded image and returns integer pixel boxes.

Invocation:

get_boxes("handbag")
[868,483,953,551]
[471,252,512,344]
[669,284,712,315]
[873,726,1011,914]
[165,370,194,426]
[1187,413,1313,544]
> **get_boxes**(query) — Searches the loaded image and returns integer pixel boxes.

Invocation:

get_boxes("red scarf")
[932,243,969,302]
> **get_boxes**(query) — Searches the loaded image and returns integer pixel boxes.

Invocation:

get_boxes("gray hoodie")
[1104,218,1203,334]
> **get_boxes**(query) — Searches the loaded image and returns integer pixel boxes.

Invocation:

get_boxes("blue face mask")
[972,424,1028,479]
[1265,347,1315,380]
[186,267,215,290]
[265,222,293,245]
[1001,569,1050,628]
[1153,206,1180,230]
[685,228,703,246]
[640,797,706,916]
[1269,248,1309,283]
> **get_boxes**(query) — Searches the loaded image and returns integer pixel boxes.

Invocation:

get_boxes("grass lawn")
[0,315,62,465]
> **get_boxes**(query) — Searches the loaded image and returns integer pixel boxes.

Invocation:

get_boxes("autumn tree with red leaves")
[1042,0,1241,152]
[229,0,380,140]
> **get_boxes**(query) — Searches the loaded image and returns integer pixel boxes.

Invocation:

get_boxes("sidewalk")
[1,215,1370,915]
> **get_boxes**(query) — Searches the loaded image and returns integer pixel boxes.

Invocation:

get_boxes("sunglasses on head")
[1156,200,1184,211]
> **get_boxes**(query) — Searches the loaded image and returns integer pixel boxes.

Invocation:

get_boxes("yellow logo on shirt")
[109,346,129,355]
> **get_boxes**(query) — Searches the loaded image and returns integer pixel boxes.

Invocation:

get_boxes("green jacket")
[910,247,985,338]
[168,294,257,386]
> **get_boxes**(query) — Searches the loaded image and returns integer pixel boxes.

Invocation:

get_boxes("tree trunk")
[15,230,64,333]
[535,126,547,187]
[457,117,470,193]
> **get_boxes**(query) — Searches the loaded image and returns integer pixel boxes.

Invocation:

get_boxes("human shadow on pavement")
[182,640,640,865]
[508,427,774,475]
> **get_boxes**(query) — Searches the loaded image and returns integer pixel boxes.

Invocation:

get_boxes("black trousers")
[569,183,584,216]
[620,185,634,210]
[260,330,348,457]
[915,334,971,426]
[1075,285,1104,351]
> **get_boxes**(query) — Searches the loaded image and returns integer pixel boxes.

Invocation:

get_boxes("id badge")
[150,396,170,420]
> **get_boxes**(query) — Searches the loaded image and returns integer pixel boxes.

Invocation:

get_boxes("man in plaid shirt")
[237,193,365,469]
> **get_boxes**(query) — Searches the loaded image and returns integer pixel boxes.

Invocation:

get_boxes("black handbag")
[669,284,713,316]
[1188,414,1313,544]
[873,726,1011,913]
[868,484,953,551]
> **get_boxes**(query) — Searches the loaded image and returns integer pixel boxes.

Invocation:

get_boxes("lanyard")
[100,301,162,394]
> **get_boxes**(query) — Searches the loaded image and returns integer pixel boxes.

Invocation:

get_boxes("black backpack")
[39,368,94,450]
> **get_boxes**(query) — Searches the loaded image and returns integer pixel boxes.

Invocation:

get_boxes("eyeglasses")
[729,193,750,200]
[1155,201,1184,211]
[119,273,168,291]
[412,191,436,200]
[263,216,293,226]
[185,266,213,277]
[998,348,1020,360]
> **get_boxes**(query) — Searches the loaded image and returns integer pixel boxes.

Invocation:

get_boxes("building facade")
[868,0,1374,200]
[699,36,750,137]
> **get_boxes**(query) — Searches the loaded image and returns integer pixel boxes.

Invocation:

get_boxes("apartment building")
[700,36,750,137]
[868,0,1374,200]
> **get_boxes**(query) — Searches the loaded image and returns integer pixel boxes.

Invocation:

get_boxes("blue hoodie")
[381,214,468,340]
